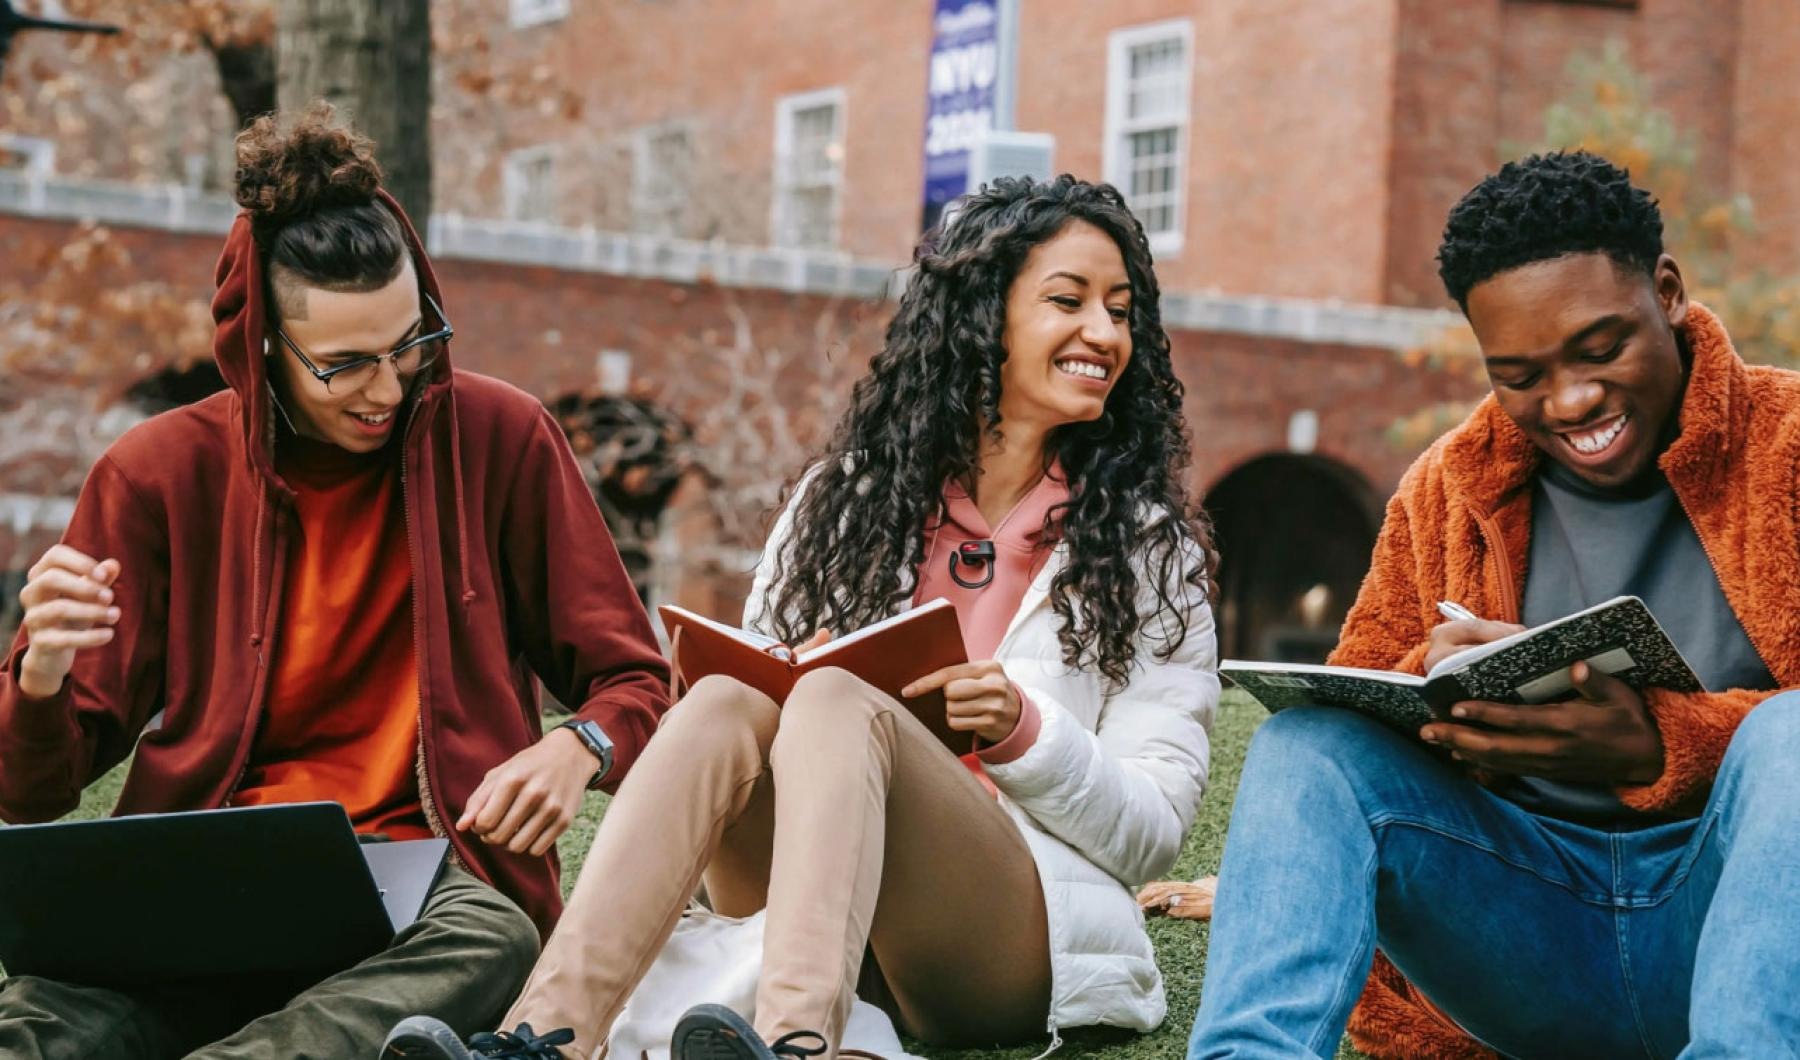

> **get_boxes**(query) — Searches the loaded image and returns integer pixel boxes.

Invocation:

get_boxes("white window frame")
[770,87,847,251]
[0,135,56,177]
[1103,18,1194,257]
[509,0,569,29]
[502,145,557,224]
[632,121,695,238]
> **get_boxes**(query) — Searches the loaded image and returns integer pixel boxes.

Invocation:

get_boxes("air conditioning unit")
[0,135,56,177]
[967,131,1055,191]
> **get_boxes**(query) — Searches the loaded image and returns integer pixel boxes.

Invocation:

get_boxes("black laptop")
[0,802,448,987]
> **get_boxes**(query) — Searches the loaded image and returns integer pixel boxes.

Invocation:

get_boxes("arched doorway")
[1204,454,1381,663]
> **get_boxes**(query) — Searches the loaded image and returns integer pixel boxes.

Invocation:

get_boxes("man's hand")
[902,659,1020,744]
[1419,662,1665,784]
[456,727,598,857]
[17,546,122,699]
[1423,617,1527,672]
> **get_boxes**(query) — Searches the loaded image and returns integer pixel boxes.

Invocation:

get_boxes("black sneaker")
[672,1004,828,1060]
[381,1016,575,1059]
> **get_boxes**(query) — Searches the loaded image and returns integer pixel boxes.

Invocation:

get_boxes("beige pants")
[503,668,1052,1057]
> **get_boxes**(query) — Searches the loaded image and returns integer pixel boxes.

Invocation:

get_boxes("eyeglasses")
[274,293,454,395]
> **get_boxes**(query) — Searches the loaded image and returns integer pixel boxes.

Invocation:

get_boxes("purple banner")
[921,0,999,231]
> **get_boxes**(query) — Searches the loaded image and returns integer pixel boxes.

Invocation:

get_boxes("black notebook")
[1223,596,1702,734]
[0,802,448,987]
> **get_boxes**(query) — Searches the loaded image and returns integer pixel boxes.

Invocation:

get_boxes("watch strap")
[558,719,614,789]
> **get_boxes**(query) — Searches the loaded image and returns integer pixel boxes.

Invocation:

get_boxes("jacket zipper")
[401,425,454,850]
[401,405,473,877]
[223,509,286,806]
[1469,504,1520,625]
[995,543,1063,1056]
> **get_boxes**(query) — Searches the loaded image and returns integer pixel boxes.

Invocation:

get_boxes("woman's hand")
[902,659,1021,744]
[773,629,832,662]
[1138,877,1216,921]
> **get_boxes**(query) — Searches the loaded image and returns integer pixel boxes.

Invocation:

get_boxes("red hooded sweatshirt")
[0,192,672,935]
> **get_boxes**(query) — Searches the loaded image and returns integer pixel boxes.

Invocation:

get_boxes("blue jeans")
[1187,693,1800,1060]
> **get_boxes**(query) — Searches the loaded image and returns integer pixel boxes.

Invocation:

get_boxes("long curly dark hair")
[764,175,1215,689]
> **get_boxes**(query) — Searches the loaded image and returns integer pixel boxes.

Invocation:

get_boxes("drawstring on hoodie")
[248,485,268,651]
[447,386,475,610]
[216,195,474,626]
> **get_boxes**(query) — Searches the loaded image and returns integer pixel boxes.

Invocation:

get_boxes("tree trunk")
[276,0,432,237]
[211,38,277,130]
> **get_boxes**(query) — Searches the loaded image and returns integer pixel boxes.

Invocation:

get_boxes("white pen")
[1436,600,1481,623]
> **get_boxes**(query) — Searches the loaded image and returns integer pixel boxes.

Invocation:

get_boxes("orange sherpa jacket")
[1327,303,1800,1059]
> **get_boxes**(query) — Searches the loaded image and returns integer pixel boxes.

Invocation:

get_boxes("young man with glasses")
[0,107,672,1056]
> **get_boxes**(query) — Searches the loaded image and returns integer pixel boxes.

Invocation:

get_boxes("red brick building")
[3,0,1797,657]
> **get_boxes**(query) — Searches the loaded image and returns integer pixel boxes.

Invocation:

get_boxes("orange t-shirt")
[231,434,432,840]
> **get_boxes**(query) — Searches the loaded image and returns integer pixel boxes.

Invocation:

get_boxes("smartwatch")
[557,718,615,789]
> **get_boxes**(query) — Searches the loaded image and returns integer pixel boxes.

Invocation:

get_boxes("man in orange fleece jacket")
[1187,151,1800,1059]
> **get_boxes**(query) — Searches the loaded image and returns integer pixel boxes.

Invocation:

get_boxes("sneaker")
[381,1015,575,1059]
[671,1003,828,1060]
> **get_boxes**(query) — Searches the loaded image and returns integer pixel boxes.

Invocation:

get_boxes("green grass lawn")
[62,691,1366,1059]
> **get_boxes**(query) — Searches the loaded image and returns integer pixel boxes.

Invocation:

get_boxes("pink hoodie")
[914,464,1071,768]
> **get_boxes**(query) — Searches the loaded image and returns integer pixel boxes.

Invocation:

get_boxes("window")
[502,146,556,224]
[510,0,569,28]
[772,88,846,250]
[633,124,693,237]
[0,135,55,176]
[1105,20,1193,254]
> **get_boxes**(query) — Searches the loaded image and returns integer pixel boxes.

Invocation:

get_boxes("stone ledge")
[0,173,1458,349]
[0,493,78,536]
[1160,291,1459,351]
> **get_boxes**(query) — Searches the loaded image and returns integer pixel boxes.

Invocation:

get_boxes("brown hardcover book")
[658,598,974,755]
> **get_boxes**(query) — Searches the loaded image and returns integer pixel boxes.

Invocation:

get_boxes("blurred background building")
[4,0,1799,660]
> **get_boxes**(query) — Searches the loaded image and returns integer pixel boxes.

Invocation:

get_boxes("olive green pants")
[0,866,539,1060]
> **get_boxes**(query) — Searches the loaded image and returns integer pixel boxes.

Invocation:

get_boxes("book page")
[1221,660,1426,687]
[794,597,957,665]
[660,605,784,654]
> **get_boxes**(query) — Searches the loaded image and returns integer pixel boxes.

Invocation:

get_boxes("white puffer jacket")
[744,478,1220,1038]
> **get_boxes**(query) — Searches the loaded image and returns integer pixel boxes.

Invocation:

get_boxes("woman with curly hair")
[388,174,1220,1060]
[0,105,672,1056]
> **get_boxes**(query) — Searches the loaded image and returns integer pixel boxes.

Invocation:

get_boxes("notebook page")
[1422,596,1637,680]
